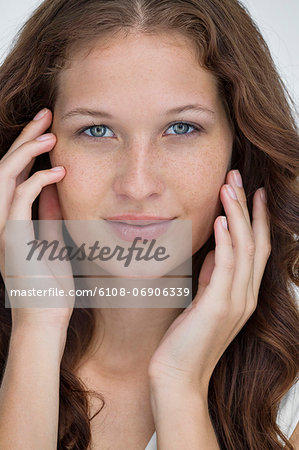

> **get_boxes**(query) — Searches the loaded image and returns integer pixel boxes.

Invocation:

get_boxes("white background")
[0,0,298,115]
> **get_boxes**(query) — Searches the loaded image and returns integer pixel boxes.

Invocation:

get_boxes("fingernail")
[36,133,54,141]
[50,166,64,172]
[232,169,242,188]
[221,216,228,230]
[226,184,238,200]
[260,187,267,203]
[33,108,49,120]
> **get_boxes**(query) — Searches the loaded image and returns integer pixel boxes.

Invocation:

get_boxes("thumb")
[37,184,69,274]
[38,183,63,221]
[195,249,215,300]
[38,183,64,243]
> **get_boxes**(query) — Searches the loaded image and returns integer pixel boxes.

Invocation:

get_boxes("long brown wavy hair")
[0,0,298,448]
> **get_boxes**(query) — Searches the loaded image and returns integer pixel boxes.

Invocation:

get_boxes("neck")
[81,305,184,377]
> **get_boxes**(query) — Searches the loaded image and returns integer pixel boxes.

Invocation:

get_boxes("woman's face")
[50,31,233,255]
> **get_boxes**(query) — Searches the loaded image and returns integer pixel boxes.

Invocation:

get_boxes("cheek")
[188,182,223,254]
[173,149,229,254]
[49,144,111,219]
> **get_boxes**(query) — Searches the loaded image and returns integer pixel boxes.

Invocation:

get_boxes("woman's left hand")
[148,169,271,395]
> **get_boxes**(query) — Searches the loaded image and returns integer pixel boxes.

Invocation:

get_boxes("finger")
[8,167,65,220]
[1,109,53,189]
[1,134,56,181]
[0,135,56,230]
[38,184,65,243]
[38,183,63,221]
[2,218,36,278]
[225,170,257,316]
[2,108,52,158]
[251,188,271,300]
[220,183,255,308]
[226,170,250,226]
[195,250,215,299]
[198,216,234,315]
[38,184,71,279]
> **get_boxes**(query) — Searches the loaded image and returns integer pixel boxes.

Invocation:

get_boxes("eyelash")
[77,121,203,140]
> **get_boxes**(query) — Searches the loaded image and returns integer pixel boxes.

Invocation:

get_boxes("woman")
[0,0,298,449]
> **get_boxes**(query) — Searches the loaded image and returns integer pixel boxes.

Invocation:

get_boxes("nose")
[113,141,164,201]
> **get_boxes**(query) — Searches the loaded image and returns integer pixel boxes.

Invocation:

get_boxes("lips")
[105,219,174,241]
[106,214,174,221]
[109,219,170,225]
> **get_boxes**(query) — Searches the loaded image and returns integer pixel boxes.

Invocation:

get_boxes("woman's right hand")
[0,108,75,331]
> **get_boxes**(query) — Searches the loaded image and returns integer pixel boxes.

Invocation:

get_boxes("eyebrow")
[61,104,215,121]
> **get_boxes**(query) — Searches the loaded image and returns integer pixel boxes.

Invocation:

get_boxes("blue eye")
[79,121,202,139]
[165,122,201,137]
[82,125,114,138]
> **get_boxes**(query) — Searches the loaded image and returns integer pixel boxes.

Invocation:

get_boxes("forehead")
[55,32,219,113]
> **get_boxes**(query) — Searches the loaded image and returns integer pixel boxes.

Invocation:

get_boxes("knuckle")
[32,170,49,181]
[204,288,230,319]
[246,240,256,257]
[214,301,230,319]
[16,125,30,141]
[0,152,13,168]
[13,140,31,155]
[246,298,257,316]
[14,184,25,198]
[222,257,234,271]
[14,170,47,199]
[236,306,247,320]
[233,299,248,318]
[264,244,272,258]
[235,309,246,324]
